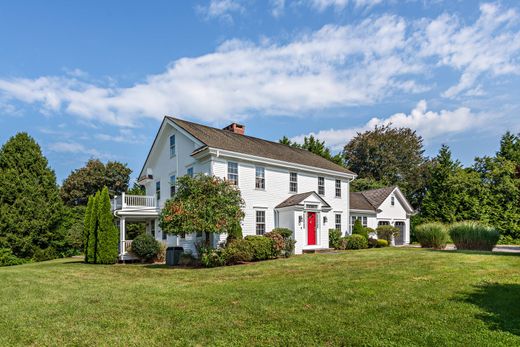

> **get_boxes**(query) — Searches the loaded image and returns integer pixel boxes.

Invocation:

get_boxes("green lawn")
[1,248,519,346]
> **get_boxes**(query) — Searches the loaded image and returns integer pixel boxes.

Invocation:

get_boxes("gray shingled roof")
[275,191,331,209]
[168,117,355,175]
[349,192,377,212]
[360,186,397,208]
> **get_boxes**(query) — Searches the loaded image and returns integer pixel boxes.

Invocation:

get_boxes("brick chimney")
[223,122,245,135]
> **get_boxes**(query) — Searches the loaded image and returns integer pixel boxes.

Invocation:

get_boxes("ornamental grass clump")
[415,222,449,249]
[449,221,500,251]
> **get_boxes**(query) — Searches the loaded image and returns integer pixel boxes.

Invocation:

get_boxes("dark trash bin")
[166,246,184,266]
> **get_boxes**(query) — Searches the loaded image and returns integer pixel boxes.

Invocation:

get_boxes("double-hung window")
[391,196,395,206]
[169,135,176,158]
[170,175,176,197]
[256,210,266,235]
[255,167,265,189]
[155,181,161,201]
[289,172,298,193]
[228,162,238,185]
[350,215,368,231]
[187,167,194,178]
[335,179,341,198]
[318,177,325,195]
[335,214,342,231]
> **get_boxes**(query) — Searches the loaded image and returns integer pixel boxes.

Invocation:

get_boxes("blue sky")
[1,0,519,183]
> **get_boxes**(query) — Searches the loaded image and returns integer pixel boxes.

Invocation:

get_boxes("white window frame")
[335,213,342,231]
[335,179,341,198]
[350,215,368,231]
[169,134,176,158]
[155,180,161,201]
[256,210,266,235]
[255,167,265,190]
[289,172,298,193]
[318,177,325,195]
[227,162,238,186]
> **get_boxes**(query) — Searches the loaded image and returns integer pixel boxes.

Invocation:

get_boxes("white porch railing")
[112,192,157,211]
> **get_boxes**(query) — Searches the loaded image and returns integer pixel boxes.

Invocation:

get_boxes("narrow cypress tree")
[96,187,118,264]
[83,196,93,262]
[87,192,100,263]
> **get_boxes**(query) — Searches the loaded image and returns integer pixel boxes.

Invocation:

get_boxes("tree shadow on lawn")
[426,249,520,257]
[458,282,520,336]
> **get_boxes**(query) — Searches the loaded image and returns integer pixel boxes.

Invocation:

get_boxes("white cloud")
[0,3,518,128]
[419,3,520,98]
[48,141,112,159]
[308,0,383,12]
[196,0,245,22]
[95,129,147,144]
[270,0,285,17]
[291,100,482,150]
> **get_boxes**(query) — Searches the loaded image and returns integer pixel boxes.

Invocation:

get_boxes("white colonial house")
[349,186,414,245]
[112,117,412,260]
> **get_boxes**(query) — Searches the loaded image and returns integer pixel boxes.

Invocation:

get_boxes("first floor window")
[187,167,194,177]
[256,210,266,235]
[335,179,341,198]
[170,175,176,197]
[335,214,341,231]
[196,231,203,237]
[155,181,161,201]
[255,167,265,189]
[228,162,238,185]
[289,172,298,193]
[350,215,368,231]
[162,229,167,240]
[318,177,325,195]
[151,220,156,238]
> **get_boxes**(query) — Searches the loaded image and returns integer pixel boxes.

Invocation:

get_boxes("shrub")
[345,234,368,250]
[352,219,364,234]
[179,251,197,266]
[264,231,285,256]
[131,234,161,261]
[270,228,296,257]
[449,221,500,251]
[272,228,292,239]
[376,225,400,244]
[244,236,275,260]
[415,222,449,249]
[376,239,389,248]
[368,237,378,248]
[0,248,27,266]
[329,229,342,249]
[199,247,227,267]
[33,247,58,262]
[155,242,167,263]
[224,239,254,264]
[352,225,369,240]
[336,236,349,250]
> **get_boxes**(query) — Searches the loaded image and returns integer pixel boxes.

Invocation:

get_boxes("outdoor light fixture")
[298,216,303,225]
[323,216,328,224]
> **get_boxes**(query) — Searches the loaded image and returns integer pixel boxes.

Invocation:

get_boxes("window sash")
[335,179,341,197]
[289,172,298,193]
[169,135,176,157]
[255,167,265,189]
[335,214,341,231]
[228,162,238,185]
[318,177,325,195]
[155,181,161,201]
[256,210,266,235]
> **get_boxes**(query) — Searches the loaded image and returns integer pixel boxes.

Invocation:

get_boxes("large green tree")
[474,132,520,240]
[279,135,344,166]
[61,159,132,206]
[0,133,64,261]
[421,145,484,223]
[160,174,245,246]
[343,124,429,206]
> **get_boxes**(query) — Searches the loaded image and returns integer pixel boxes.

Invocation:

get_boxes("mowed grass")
[1,248,520,346]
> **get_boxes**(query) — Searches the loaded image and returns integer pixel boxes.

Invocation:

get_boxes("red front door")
[307,212,316,245]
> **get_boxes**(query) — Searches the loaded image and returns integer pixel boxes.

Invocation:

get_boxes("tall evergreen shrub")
[96,187,118,264]
[83,196,93,261]
[87,191,100,263]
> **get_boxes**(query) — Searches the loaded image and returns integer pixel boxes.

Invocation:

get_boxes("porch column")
[120,217,126,258]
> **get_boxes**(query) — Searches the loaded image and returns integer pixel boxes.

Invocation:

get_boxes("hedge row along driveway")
[1,248,519,346]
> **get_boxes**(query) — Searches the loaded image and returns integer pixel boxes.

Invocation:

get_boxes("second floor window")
[228,162,238,185]
[335,179,341,198]
[170,175,176,197]
[391,196,395,206]
[187,167,194,178]
[156,181,161,201]
[256,210,266,235]
[255,167,265,189]
[169,135,176,158]
[318,177,325,195]
[289,172,298,193]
